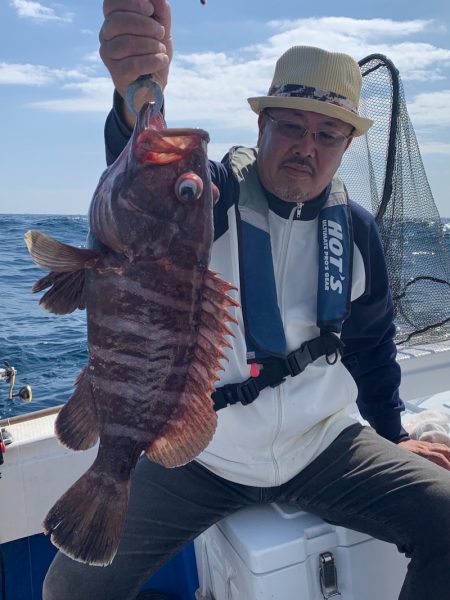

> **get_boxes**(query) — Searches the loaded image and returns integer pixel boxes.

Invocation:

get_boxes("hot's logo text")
[322,219,345,294]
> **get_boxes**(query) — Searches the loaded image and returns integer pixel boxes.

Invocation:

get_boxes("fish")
[24,103,237,566]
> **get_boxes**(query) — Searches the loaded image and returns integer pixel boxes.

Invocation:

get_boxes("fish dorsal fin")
[24,230,99,272]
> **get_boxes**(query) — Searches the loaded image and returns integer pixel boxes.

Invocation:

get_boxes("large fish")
[24,104,237,566]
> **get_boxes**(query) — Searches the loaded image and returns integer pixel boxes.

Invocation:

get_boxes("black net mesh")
[338,54,450,346]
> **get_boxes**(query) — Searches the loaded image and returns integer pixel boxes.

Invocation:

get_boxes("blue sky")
[1,0,449,216]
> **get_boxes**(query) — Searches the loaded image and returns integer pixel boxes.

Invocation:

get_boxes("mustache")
[282,157,314,174]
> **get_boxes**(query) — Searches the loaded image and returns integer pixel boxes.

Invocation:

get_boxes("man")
[43,1,450,598]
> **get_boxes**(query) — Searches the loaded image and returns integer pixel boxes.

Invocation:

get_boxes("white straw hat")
[248,46,373,137]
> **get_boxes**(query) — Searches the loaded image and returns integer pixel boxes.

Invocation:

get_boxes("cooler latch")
[319,551,341,598]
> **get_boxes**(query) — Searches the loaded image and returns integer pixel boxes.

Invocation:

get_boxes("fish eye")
[175,173,204,202]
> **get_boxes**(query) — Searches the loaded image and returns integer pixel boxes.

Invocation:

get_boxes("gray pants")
[43,424,450,599]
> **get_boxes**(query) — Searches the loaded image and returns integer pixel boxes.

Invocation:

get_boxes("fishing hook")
[125,75,164,118]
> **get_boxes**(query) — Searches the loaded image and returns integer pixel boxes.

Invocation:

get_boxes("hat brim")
[247,96,373,137]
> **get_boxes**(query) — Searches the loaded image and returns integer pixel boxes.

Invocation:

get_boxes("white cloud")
[419,141,450,156]
[10,0,73,22]
[83,51,101,64]
[245,18,450,82]
[0,62,86,85]
[268,17,431,39]
[28,77,114,112]
[6,15,450,140]
[162,17,450,135]
[408,91,450,126]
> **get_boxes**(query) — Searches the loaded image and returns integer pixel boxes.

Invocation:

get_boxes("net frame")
[339,54,450,346]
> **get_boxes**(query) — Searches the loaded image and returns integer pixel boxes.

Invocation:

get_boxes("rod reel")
[0,362,33,462]
[0,361,32,402]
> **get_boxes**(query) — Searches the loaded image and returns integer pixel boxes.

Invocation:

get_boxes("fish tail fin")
[24,230,99,314]
[43,458,130,566]
[55,368,99,451]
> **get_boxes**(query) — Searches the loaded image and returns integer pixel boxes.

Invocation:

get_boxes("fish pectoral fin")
[25,230,99,314]
[146,388,217,468]
[55,367,99,450]
[24,229,99,273]
[33,270,87,314]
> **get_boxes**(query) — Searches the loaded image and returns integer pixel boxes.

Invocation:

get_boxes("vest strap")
[212,333,345,411]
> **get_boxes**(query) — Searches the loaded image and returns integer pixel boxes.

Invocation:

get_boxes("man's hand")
[398,438,450,470]
[99,0,173,127]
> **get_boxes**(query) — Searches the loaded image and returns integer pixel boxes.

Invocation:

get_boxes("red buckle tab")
[250,363,260,378]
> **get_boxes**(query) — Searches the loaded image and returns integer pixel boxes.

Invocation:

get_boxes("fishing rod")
[0,362,32,464]
[0,362,32,404]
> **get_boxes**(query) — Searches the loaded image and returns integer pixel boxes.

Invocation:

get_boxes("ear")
[258,111,267,131]
[344,127,356,152]
[344,136,353,151]
[257,112,267,145]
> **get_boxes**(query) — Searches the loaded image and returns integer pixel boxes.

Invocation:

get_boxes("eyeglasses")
[264,111,352,148]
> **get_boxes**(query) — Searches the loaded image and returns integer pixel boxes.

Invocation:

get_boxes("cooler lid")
[217,503,340,574]
[272,504,372,547]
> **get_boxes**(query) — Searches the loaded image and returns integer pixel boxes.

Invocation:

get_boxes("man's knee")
[42,558,60,600]
[42,553,100,600]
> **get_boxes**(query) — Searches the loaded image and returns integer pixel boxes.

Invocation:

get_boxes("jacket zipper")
[270,203,302,485]
[270,386,284,485]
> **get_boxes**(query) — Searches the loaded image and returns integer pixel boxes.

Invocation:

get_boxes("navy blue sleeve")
[210,160,236,241]
[341,201,409,443]
[104,91,134,166]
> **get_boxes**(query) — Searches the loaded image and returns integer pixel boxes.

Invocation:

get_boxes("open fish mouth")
[134,128,210,165]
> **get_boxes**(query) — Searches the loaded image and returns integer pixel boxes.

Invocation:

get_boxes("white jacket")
[196,148,367,486]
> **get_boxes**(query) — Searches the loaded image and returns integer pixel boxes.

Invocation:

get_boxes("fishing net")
[339,54,450,346]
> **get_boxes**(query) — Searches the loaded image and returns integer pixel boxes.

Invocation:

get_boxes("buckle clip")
[325,334,345,365]
[236,378,259,405]
[286,344,313,377]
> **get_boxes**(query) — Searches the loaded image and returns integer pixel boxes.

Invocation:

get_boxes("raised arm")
[99,0,173,129]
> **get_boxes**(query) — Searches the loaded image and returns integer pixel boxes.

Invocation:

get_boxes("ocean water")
[0,213,449,420]
[0,214,88,419]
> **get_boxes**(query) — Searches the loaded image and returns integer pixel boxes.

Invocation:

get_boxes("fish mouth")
[134,128,210,165]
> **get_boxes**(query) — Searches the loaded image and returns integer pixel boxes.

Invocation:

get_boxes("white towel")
[403,410,450,446]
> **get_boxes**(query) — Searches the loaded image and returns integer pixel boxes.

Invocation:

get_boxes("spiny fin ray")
[146,270,237,467]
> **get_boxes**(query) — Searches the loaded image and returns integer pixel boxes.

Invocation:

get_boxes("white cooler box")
[194,503,409,600]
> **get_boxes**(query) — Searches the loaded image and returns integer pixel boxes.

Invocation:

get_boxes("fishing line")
[0,544,6,600]
[1,413,36,600]
[26,533,35,600]
[18,414,36,600]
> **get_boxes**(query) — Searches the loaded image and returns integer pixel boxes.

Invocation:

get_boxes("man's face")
[256,108,353,203]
